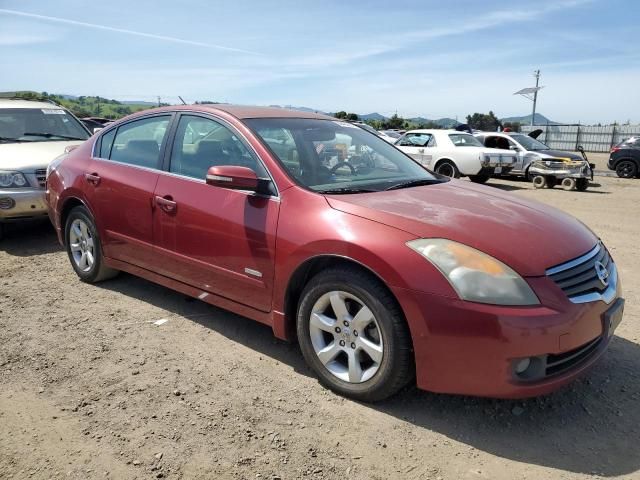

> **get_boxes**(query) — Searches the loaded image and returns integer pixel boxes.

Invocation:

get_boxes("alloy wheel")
[308,290,384,383]
[68,218,95,272]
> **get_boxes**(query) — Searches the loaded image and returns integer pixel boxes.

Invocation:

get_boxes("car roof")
[0,98,67,109]
[134,104,336,121]
[405,129,464,134]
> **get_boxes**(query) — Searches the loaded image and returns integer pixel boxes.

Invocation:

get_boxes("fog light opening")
[0,197,16,210]
[515,358,531,374]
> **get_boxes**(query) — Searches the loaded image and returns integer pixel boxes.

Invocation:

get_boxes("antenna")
[178,96,187,105]
[514,70,543,126]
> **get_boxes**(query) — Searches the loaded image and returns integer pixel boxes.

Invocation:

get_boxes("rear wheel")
[297,267,414,402]
[615,160,637,179]
[434,160,460,178]
[64,206,118,283]
[469,175,490,184]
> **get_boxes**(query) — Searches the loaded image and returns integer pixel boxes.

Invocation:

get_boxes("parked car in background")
[608,137,640,178]
[395,129,516,182]
[0,98,90,239]
[47,105,623,401]
[351,122,397,144]
[80,116,113,133]
[378,129,402,143]
[475,130,585,179]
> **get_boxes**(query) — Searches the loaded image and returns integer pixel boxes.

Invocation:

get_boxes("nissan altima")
[46,105,624,401]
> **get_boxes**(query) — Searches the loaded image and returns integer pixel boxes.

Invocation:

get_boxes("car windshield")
[246,118,442,193]
[448,133,483,147]
[510,133,550,151]
[0,108,90,143]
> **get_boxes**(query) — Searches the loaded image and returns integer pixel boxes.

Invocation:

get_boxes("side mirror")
[509,145,519,151]
[206,165,265,192]
[93,127,103,134]
[577,145,584,152]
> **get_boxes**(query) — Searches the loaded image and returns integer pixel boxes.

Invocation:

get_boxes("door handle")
[85,173,101,186]
[155,195,177,214]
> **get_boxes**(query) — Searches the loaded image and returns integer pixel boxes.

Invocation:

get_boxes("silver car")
[0,98,90,239]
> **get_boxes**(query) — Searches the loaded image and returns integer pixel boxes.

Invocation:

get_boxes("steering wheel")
[329,161,357,175]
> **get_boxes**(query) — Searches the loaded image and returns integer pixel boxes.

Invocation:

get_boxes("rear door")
[87,114,172,268]
[152,113,279,312]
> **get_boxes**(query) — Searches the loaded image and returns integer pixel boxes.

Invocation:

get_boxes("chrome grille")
[35,169,47,188]
[546,243,618,304]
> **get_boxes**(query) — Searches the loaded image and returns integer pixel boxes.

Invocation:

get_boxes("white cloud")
[0,8,260,55]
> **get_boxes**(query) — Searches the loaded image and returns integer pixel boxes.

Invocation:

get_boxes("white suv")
[0,98,90,239]
[395,129,516,183]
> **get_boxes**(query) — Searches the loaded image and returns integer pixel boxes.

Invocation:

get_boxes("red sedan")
[46,105,624,401]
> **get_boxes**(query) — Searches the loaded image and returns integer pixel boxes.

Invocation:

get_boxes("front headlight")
[407,238,539,305]
[0,171,28,188]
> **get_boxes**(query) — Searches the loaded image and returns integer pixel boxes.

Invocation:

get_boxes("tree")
[466,111,502,131]
[382,114,407,130]
[334,111,348,119]
[346,113,358,121]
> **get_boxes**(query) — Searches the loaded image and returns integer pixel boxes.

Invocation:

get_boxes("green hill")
[1,91,162,120]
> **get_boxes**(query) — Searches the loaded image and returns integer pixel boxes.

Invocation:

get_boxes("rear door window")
[108,116,170,169]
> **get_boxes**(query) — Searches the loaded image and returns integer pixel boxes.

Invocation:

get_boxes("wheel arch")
[282,255,409,344]
[59,196,92,246]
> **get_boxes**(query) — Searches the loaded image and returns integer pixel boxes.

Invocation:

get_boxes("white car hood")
[0,140,84,172]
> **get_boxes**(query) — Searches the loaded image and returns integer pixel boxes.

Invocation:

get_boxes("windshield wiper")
[22,132,86,141]
[0,136,25,143]
[317,187,378,194]
[385,178,442,191]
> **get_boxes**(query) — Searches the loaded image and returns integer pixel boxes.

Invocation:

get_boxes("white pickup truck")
[395,129,516,183]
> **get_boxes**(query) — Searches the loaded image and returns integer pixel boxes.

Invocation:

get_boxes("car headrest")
[196,140,224,157]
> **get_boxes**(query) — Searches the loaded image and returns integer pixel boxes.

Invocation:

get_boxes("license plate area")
[603,298,624,337]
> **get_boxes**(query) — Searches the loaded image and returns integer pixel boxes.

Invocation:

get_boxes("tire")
[532,175,546,189]
[615,160,637,179]
[576,178,589,191]
[561,177,576,191]
[64,206,118,283]
[469,175,490,184]
[296,267,414,402]
[434,160,460,178]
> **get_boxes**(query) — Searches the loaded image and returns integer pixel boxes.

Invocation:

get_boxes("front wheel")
[434,160,460,178]
[65,206,118,283]
[297,267,414,402]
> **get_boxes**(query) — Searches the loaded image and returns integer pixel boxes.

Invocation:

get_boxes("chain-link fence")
[520,125,640,152]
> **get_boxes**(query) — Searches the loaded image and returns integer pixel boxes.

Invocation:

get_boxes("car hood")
[0,140,84,172]
[534,150,583,161]
[325,180,597,277]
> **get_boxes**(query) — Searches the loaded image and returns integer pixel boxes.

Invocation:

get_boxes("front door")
[396,132,433,166]
[86,114,171,268]
[152,114,279,313]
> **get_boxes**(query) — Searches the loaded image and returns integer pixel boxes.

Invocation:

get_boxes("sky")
[1,0,639,124]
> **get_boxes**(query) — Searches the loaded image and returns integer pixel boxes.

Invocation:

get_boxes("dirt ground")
[1,165,639,480]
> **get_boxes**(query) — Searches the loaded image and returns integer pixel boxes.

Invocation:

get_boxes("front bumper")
[0,188,48,221]
[393,275,623,398]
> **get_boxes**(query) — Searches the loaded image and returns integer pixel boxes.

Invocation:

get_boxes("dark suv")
[608,137,640,178]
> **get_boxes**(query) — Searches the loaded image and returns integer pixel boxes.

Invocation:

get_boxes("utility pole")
[531,70,540,126]
[157,96,161,107]
[514,70,544,127]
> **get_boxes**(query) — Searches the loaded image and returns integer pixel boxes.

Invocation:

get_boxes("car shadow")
[0,220,62,256]
[99,272,640,478]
